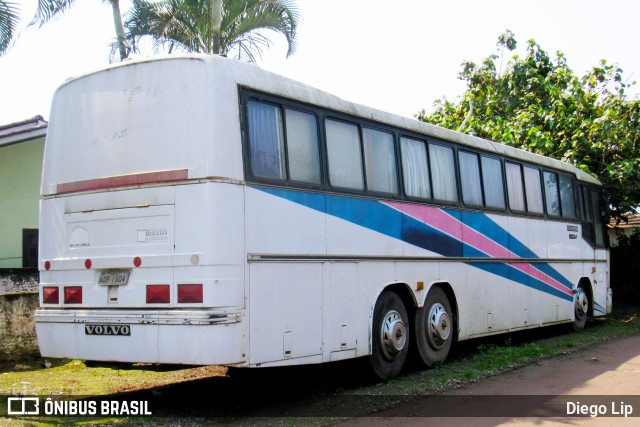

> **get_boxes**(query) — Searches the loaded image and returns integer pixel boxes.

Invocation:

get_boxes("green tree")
[124,0,299,62]
[31,0,129,61]
[0,1,20,55]
[418,30,640,219]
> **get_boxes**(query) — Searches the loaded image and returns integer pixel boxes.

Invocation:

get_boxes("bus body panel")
[36,312,245,365]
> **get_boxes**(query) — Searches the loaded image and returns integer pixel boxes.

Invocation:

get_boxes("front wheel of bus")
[415,287,453,367]
[369,291,409,380]
[572,283,589,331]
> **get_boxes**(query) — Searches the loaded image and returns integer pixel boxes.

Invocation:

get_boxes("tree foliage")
[124,0,299,63]
[0,1,20,55]
[418,31,640,219]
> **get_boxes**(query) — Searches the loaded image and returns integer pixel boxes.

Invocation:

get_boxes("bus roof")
[58,54,600,186]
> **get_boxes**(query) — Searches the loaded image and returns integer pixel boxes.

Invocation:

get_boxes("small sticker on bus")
[137,228,168,243]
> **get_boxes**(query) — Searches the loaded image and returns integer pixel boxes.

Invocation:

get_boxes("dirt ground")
[340,332,640,426]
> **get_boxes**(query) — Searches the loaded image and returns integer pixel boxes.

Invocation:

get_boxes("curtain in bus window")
[326,119,364,190]
[285,109,321,184]
[362,128,398,194]
[429,143,457,202]
[523,166,544,214]
[247,101,285,179]
[481,156,505,209]
[506,162,525,211]
[559,175,576,218]
[459,151,482,206]
[544,171,561,216]
[591,189,605,246]
[400,137,431,199]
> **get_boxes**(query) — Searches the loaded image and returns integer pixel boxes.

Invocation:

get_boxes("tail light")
[177,284,203,303]
[64,286,83,304]
[42,287,59,304]
[146,285,170,304]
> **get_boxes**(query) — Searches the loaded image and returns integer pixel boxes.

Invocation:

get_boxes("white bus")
[36,55,611,380]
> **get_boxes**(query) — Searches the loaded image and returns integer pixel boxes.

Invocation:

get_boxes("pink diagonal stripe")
[384,202,572,296]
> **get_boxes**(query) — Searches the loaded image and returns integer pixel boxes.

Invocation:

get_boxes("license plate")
[85,324,131,336]
[98,270,130,286]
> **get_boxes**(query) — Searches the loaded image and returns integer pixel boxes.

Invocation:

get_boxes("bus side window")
[543,171,561,216]
[400,137,431,199]
[285,109,321,184]
[459,151,483,207]
[428,143,457,203]
[591,189,605,247]
[326,119,364,190]
[523,166,544,215]
[362,128,398,194]
[481,156,505,209]
[506,162,526,212]
[581,186,595,244]
[247,101,286,180]
[559,174,577,219]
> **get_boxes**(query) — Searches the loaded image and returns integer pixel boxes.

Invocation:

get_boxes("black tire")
[414,287,453,367]
[369,291,410,380]
[572,283,589,331]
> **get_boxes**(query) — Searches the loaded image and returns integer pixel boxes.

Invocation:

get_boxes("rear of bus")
[35,56,247,365]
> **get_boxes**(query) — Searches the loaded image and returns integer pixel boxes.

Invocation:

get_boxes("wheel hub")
[575,288,588,317]
[427,303,451,349]
[380,309,407,360]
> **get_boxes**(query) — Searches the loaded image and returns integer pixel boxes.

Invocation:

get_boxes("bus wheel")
[572,283,589,331]
[369,291,409,380]
[415,287,453,367]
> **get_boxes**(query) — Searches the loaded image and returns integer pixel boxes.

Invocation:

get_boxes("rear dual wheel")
[572,283,589,331]
[414,287,453,367]
[369,291,410,380]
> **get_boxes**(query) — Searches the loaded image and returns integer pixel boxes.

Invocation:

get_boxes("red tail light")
[146,285,170,304]
[177,284,203,303]
[84,259,92,269]
[43,287,59,304]
[44,261,51,271]
[64,286,83,304]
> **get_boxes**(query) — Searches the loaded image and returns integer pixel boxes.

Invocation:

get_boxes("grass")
[0,361,225,396]
[0,307,638,426]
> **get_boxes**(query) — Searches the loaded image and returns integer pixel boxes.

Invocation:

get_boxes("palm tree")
[31,0,130,61]
[124,0,299,63]
[0,1,20,55]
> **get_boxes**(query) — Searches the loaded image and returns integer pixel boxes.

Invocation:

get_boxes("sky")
[1,0,639,125]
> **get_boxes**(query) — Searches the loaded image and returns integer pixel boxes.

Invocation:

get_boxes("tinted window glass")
[459,151,483,206]
[326,119,363,190]
[247,101,285,179]
[523,166,544,214]
[591,189,605,247]
[559,175,576,218]
[363,128,397,194]
[544,171,561,216]
[429,143,457,202]
[481,156,505,209]
[285,109,320,184]
[506,162,525,211]
[401,137,431,199]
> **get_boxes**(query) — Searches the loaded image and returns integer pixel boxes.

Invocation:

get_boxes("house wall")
[0,292,40,362]
[0,137,44,268]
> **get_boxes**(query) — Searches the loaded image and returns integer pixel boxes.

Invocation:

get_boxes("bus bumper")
[607,288,613,314]
[35,309,246,366]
